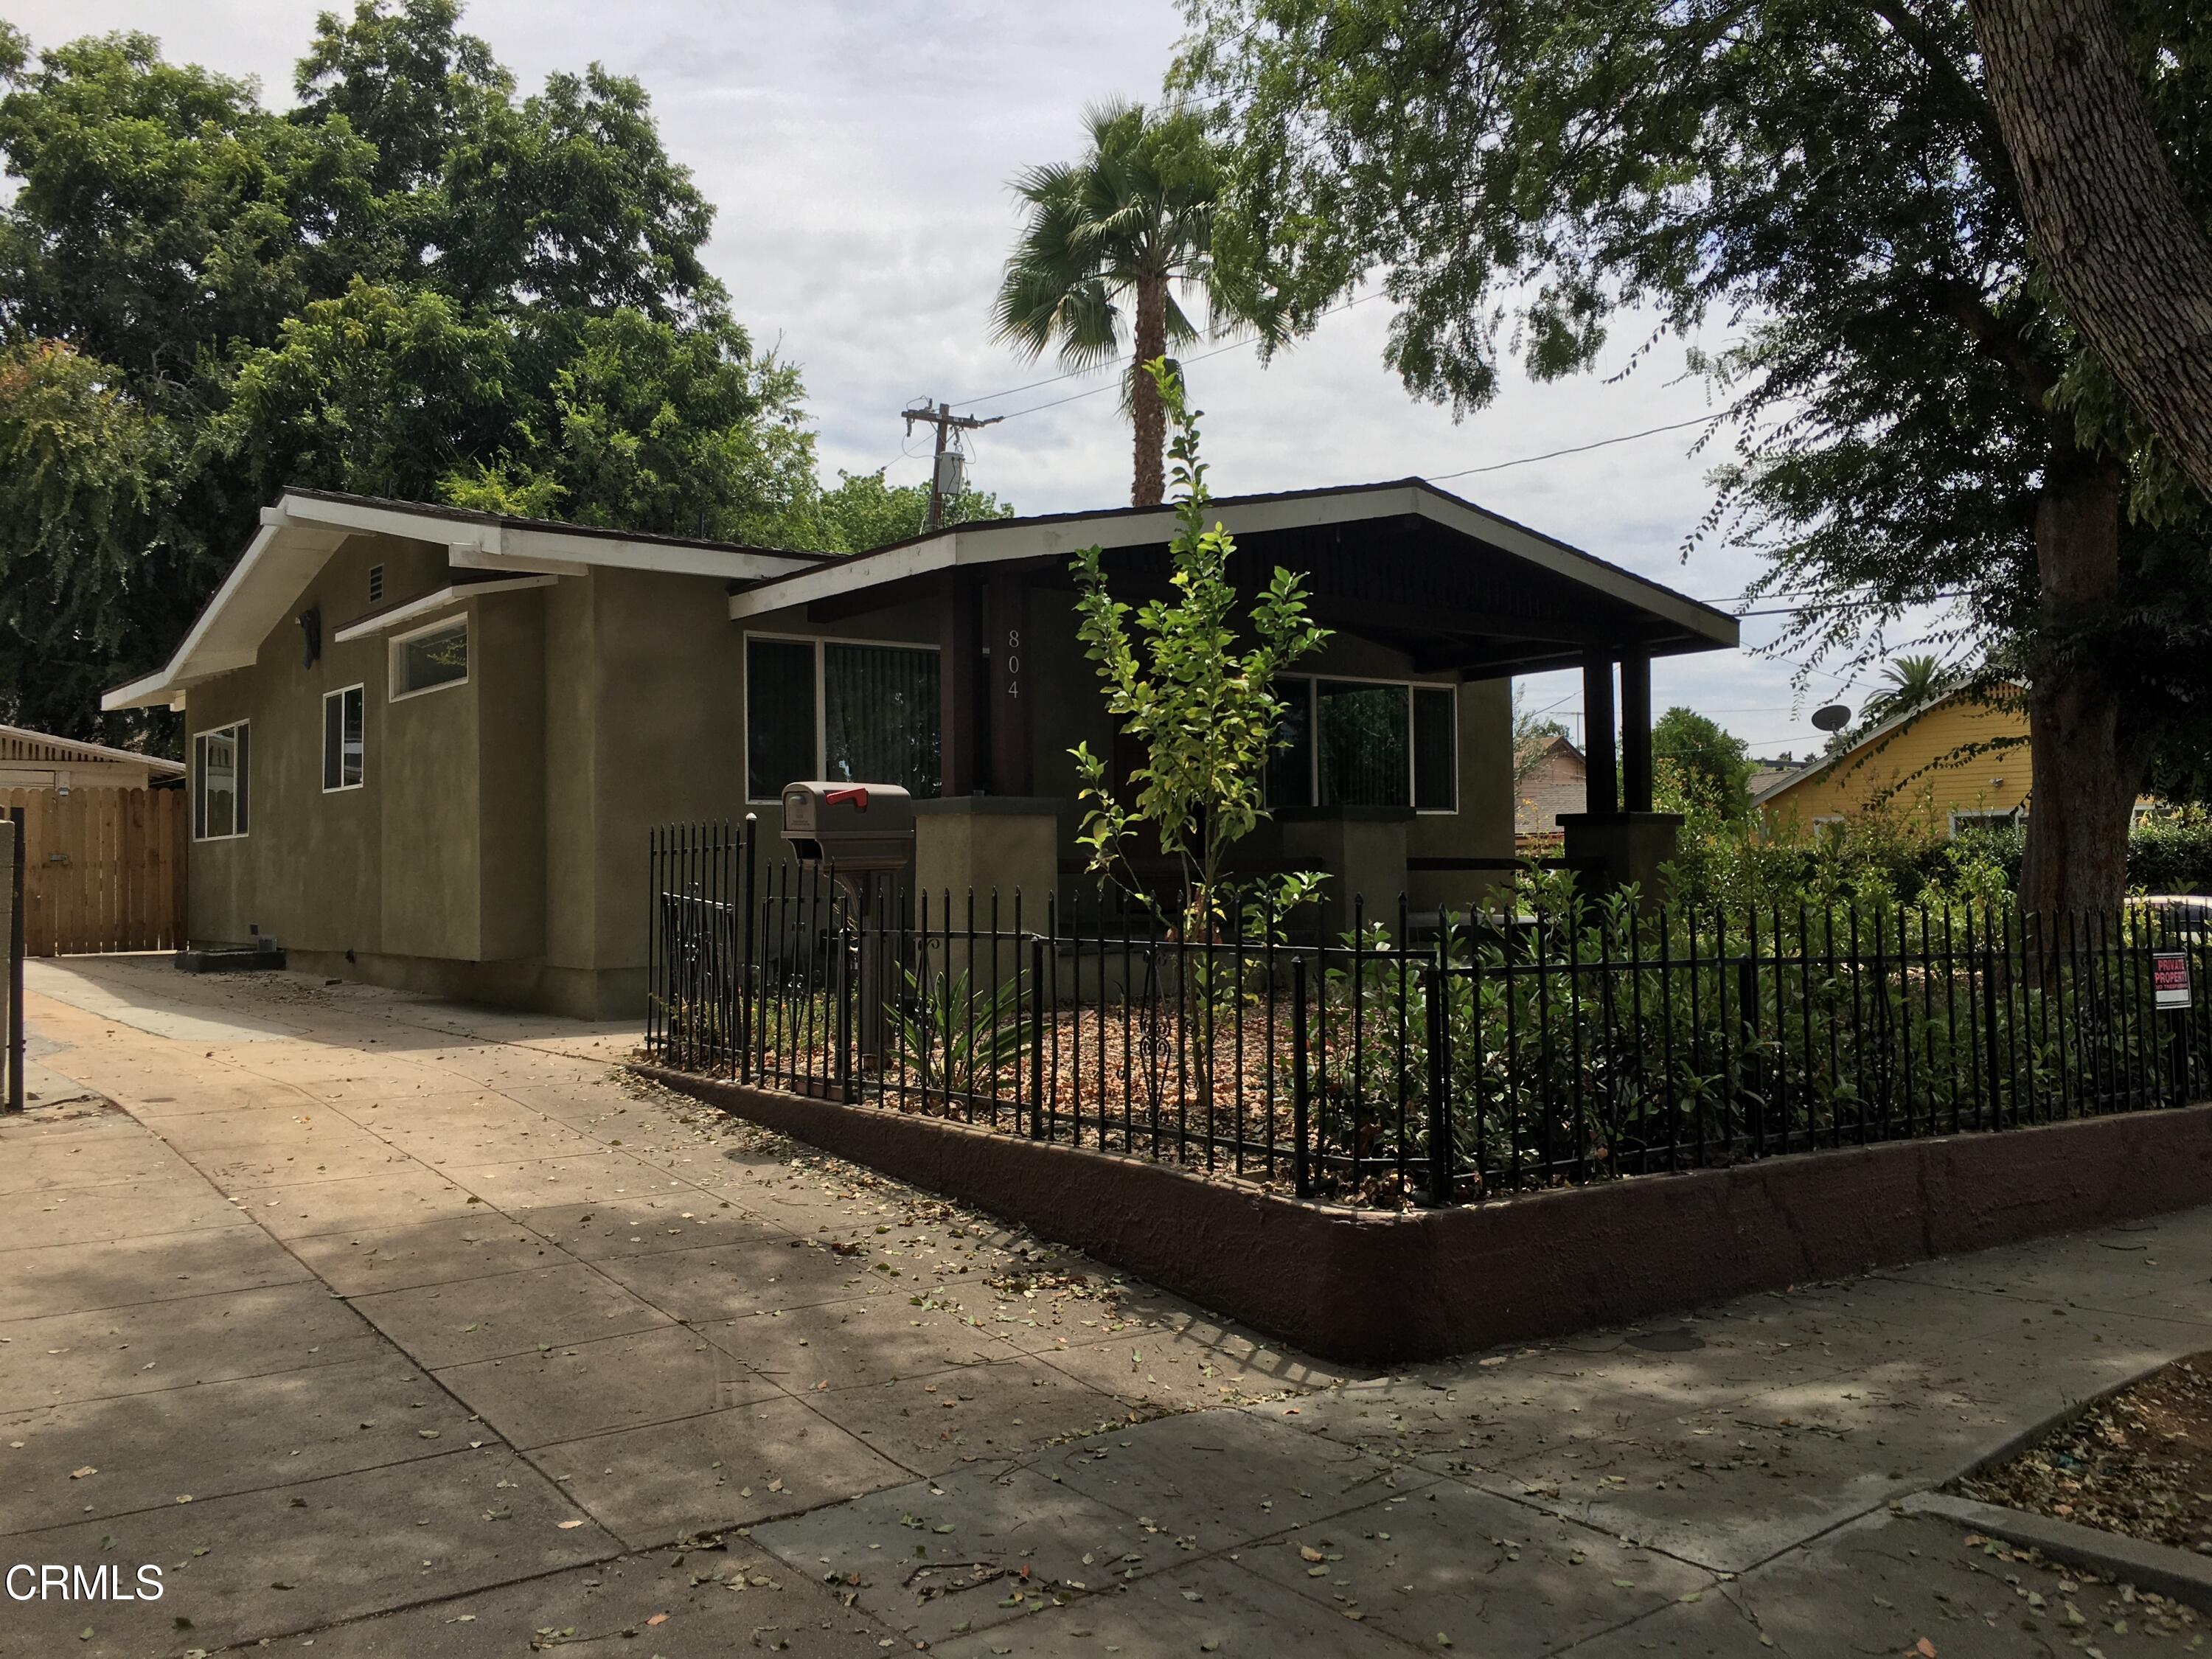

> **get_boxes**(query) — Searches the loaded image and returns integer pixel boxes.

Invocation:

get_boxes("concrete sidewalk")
[4,956,2207,1657]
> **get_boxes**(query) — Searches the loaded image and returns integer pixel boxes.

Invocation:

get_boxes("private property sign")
[2154,950,2193,1010]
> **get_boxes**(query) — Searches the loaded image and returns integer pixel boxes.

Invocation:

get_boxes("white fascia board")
[101,669,180,713]
[274,493,498,551]
[448,543,588,577]
[331,575,557,642]
[498,524,811,582]
[100,520,344,710]
[724,484,1736,644]
[276,492,814,582]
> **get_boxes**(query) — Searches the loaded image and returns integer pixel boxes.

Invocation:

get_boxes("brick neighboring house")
[1514,733,1585,848]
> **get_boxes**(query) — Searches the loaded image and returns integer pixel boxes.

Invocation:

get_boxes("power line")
[1425,413,1725,482]
[1731,592,1969,617]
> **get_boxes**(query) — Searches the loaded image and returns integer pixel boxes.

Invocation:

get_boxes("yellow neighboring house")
[1753,689,2029,837]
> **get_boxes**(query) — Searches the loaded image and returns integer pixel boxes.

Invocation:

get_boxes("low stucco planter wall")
[634,1062,2212,1366]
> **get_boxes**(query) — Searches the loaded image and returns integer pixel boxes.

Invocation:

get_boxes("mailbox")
[779,782,914,872]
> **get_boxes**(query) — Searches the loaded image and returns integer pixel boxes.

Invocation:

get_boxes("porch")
[724,479,1739,920]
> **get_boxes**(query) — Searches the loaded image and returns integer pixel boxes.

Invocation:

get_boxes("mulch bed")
[1955,1352,2212,1556]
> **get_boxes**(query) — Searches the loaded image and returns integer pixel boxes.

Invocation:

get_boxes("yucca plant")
[891,966,1031,1099]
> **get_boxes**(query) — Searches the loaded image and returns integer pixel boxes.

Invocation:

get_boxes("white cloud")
[8,0,1914,754]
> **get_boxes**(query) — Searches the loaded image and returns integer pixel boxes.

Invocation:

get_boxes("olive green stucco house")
[105,483,1737,1018]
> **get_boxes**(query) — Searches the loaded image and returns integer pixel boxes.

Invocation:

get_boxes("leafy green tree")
[1068,361,1329,927]
[492,308,815,543]
[1652,706,1754,824]
[992,99,1279,507]
[293,0,508,198]
[810,469,1012,555]
[214,280,517,504]
[0,5,828,743]
[1176,0,2212,921]
[0,24,378,385]
[0,340,201,738]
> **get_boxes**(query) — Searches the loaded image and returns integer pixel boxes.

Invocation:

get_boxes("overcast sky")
[6,0,1900,757]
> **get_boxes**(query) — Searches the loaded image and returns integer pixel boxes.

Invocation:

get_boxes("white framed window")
[322,684,366,791]
[745,633,941,802]
[1265,674,1459,813]
[1949,808,2021,838]
[389,614,468,700]
[192,721,249,841]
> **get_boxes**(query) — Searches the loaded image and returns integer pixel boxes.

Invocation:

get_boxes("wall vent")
[368,563,385,603]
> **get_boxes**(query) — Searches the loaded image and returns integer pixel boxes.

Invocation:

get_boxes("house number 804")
[1005,629,1020,695]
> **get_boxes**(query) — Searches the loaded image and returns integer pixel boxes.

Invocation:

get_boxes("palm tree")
[1861,653,1946,724]
[992,100,1279,507]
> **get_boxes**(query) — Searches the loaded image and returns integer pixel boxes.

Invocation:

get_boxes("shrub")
[2130,812,2212,894]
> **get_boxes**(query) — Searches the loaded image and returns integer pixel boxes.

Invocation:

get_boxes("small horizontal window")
[391,616,468,700]
[1949,809,2021,838]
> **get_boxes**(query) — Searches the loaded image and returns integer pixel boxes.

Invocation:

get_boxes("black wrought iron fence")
[647,818,2211,1208]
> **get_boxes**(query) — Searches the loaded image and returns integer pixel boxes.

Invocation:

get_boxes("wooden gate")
[0,788,188,956]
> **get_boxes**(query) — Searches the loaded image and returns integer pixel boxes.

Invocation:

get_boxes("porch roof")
[726,478,1739,675]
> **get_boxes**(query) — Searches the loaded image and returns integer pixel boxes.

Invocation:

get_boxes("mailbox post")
[780,783,914,1075]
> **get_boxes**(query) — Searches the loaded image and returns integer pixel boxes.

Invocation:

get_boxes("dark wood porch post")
[1621,647,1653,813]
[985,570,1033,795]
[939,571,979,796]
[1582,651,1618,815]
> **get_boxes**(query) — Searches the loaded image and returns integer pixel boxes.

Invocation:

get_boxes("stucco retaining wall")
[636,1062,2212,1366]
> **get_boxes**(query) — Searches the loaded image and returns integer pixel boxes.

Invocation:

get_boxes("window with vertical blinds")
[746,638,816,801]
[1269,677,1458,812]
[747,637,942,801]
[1318,681,1411,807]
[1413,686,1456,810]
[824,642,941,797]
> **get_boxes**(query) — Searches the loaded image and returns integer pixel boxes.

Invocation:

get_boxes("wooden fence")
[0,788,188,956]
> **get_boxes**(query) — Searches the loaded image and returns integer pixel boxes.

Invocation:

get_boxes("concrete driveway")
[4,955,2208,1657]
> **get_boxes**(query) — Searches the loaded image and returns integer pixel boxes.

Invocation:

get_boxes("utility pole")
[902,401,1003,530]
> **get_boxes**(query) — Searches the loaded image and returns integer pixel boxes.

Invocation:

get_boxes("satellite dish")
[1811,703,1851,733]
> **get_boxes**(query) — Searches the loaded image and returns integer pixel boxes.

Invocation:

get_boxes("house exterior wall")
[738,584,1516,921]
[181,543,1544,1019]
[184,532,560,999]
[188,532,437,959]
[1514,744,1586,838]
[1757,695,2031,835]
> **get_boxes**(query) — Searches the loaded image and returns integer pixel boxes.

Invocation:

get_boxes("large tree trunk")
[1970,0,2212,501]
[2018,450,2142,922]
[1130,274,1169,506]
